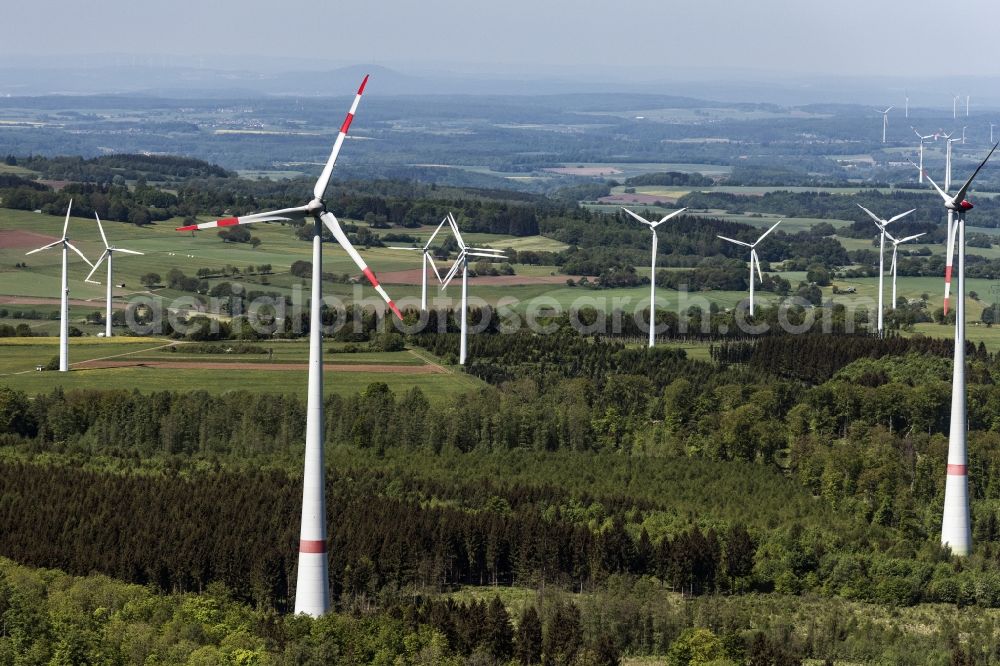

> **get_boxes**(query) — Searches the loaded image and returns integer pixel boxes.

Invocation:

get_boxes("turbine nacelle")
[306,198,325,215]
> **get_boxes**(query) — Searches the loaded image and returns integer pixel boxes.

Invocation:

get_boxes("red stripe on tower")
[300,539,327,554]
[945,266,953,281]
[362,267,380,288]
[176,225,197,231]
[340,113,354,135]
[217,217,240,227]
[943,297,950,315]
[387,300,403,320]
[357,74,369,95]
[947,464,967,476]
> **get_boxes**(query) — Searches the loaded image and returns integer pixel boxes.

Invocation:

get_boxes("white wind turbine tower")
[966,95,970,117]
[716,220,782,318]
[884,229,925,309]
[856,205,915,335]
[904,93,909,118]
[920,143,998,556]
[941,132,963,314]
[880,106,893,143]
[954,95,960,119]
[910,140,959,318]
[913,127,935,183]
[622,207,688,347]
[25,200,93,372]
[439,213,506,365]
[177,75,403,616]
[83,213,144,337]
[944,131,960,190]
[387,214,450,311]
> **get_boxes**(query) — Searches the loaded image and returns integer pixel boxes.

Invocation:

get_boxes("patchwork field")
[3,204,1000,351]
[0,338,482,402]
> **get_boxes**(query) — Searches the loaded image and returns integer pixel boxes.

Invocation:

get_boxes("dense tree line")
[14,153,232,182]
[543,212,851,275]
[415,327,743,391]
[845,251,1000,282]
[0,440,759,614]
[0,172,47,191]
[624,171,714,187]
[710,333,963,383]
[654,257,791,294]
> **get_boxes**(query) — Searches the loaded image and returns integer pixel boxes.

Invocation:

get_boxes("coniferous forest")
[4,322,1000,663]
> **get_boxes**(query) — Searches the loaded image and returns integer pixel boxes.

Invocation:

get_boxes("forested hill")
[9,153,232,182]
[0,158,554,235]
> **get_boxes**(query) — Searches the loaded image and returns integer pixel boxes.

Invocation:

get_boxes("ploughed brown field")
[0,229,60,249]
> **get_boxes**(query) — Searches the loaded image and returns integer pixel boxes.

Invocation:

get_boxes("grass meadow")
[0,337,482,402]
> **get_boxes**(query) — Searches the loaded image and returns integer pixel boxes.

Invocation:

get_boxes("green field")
[704,212,854,232]
[0,338,483,402]
[6,206,1000,350]
[0,163,36,175]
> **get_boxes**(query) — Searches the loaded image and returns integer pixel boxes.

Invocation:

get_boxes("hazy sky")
[4,0,999,79]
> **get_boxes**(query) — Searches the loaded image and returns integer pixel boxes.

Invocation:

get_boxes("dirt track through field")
[72,359,446,374]
[0,295,99,307]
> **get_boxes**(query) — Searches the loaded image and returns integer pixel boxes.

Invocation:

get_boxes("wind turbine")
[921,142,999,556]
[962,126,967,144]
[966,95,970,117]
[943,131,959,191]
[856,205,915,335]
[941,132,964,313]
[176,75,403,616]
[387,214,450,311]
[83,213,143,337]
[884,229,926,309]
[880,106,893,143]
[905,93,909,118]
[716,220,781,318]
[913,127,935,183]
[25,200,93,372]
[954,95,960,119]
[439,213,506,365]
[622,206,687,347]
